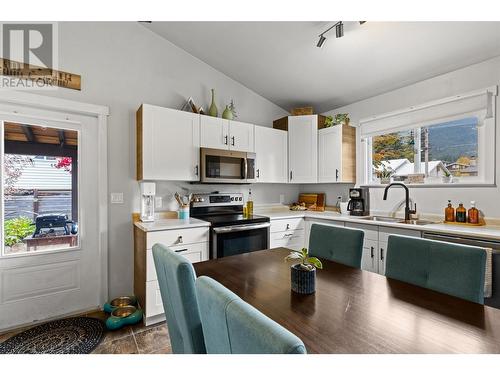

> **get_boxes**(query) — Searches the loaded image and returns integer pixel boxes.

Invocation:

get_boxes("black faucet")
[383,183,417,221]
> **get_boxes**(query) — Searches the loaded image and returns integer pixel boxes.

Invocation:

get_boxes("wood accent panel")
[194,248,500,354]
[1,57,81,90]
[273,115,327,131]
[133,225,147,311]
[341,123,356,183]
[136,105,143,181]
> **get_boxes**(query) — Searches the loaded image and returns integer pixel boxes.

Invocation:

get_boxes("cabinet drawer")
[378,227,421,244]
[146,227,209,249]
[145,280,164,318]
[345,222,378,241]
[271,218,304,233]
[146,242,208,281]
[271,238,304,251]
[271,229,304,242]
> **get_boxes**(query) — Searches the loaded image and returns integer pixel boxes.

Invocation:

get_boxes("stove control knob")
[231,197,234,201]
[239,197,242,201]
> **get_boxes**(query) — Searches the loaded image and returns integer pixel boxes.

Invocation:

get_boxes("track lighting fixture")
[316,21,366,48]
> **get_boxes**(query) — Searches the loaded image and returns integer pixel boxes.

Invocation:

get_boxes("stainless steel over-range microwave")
[200,147,256,184]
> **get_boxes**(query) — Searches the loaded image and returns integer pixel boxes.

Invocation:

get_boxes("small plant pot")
[442,176,451,183]
[380,177,391,185]
[291,264,316,294]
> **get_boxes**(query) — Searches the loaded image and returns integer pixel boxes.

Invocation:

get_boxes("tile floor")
[0,310,172,354]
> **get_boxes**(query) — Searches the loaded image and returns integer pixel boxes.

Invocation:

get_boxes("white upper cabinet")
[228,120,255,152]
[318,124,356,183]
[200,117,254,152]
[288,115,318,183]
[254,126,287,183]
[137,104,200,181]
[200,116,229,149]
[318,126,342,182]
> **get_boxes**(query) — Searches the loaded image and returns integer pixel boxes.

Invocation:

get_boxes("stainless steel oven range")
[190,192,270,259]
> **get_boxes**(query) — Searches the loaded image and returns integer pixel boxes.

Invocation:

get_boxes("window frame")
[359,88,497,188]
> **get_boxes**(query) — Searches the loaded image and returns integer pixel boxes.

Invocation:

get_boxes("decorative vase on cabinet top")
[208,88,218,117]
[222,105,233,120]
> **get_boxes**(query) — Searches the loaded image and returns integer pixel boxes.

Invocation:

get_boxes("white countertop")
[255,206,500,241]
[134,217,210,232]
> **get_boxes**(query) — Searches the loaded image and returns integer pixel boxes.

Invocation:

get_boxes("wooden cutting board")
[298,193,326,211]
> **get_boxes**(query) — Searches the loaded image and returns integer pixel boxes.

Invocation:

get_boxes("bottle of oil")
[456,203,467,223]
[445,200,455,222]
[246,188,253,216]
[468,201,479,224]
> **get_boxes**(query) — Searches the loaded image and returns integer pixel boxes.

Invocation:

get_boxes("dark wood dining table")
[194,247,500,354]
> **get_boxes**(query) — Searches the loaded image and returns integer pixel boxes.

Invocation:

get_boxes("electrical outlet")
[155,196,163,209]
[110,192,123,204]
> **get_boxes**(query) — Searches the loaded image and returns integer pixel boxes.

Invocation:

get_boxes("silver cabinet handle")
[284,233,293,237]
[175,248,188,253]
[213,222,271,234]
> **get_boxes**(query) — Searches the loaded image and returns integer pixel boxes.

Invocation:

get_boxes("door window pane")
[3,122,78,255]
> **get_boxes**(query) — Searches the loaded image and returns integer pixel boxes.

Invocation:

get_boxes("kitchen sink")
[358,216,436,226]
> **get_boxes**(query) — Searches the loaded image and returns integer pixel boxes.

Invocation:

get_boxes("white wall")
[323,56,500,218]
[40,22,289,297]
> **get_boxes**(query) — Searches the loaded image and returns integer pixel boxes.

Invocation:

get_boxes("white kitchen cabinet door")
[318,126,342,183]
[229,120,255,152]
[200,115,229,149]
[288,115,318,183]
[361,239,379,273]
[254,126,287,183]
[141,104,200,181]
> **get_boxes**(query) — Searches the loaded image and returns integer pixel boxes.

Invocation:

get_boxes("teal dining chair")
[195,276,307,354]
[152,243,206,354]
[308,224,364,268]
[386,235,486,304]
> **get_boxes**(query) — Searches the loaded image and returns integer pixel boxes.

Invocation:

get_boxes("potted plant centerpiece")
[285,248,323,294]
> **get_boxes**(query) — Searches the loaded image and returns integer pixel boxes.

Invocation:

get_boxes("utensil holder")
[178,205,190,220]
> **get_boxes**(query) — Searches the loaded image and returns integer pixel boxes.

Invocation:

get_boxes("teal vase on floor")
[209,89,218,117]
[222,105,233,120]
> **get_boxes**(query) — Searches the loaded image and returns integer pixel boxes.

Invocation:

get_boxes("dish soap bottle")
[246,188,253,216]
[456,203,467,223]
[445,200,455,222]
[468,201,479,224]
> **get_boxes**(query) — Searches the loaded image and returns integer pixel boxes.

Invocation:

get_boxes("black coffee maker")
[347,187,370,216]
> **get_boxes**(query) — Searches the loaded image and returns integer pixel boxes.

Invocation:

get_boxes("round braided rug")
[0,317,105,354]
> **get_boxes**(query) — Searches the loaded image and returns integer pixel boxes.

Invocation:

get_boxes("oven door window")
[205,155,244,180]
[215,227,268,258]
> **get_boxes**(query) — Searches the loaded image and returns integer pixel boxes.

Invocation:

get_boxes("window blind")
[359,87,496,138]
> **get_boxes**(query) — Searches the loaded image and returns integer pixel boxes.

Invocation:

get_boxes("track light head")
[335,22,344,38]
[317,34,326,48]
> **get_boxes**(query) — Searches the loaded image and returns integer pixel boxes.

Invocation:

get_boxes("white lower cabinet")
[304,218,345,249]
[270,217,305,250]
[134,226,209,326]
[345,222,421,275]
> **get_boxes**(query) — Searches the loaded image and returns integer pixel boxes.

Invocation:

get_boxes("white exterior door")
[254,126,287,183]
[0,98,107,331]
[288,115,318,183]
[228,120,254,152]
[200,116,228,150]
[141,105,200,181]
[318,126,342,182]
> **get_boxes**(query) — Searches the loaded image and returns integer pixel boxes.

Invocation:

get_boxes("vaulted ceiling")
[143,22,500,113]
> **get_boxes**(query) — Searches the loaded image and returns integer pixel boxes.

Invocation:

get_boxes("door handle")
[336,168,339,181]
[224,135,228,145]
[370,246,374,258]
[174,248,188,253]
[380,248,384,261]
[256,169,260,178]
[231,136,235,146]
[195,165,199,176]
[290,170,293,181]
